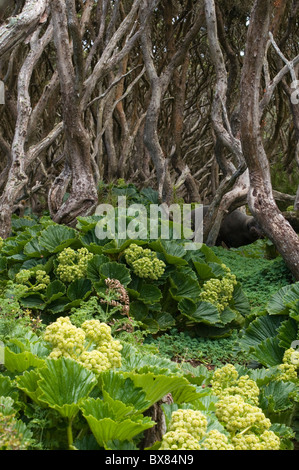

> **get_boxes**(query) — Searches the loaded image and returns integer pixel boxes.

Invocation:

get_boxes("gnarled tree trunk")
[48,0,98,225]
[240,0,299,281]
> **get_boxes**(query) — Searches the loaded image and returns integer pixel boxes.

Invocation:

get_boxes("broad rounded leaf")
[67,278,92,301]
[86,254,110,283]
[38,358,97,419]
[100,262,131,286]
[169,272,200,301]
[267,282,299,316]
[39,225,77,253]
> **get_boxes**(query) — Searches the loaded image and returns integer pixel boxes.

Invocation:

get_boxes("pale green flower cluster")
[211,364,260,405]
[199,265,237,312]
[276,347,299,382]
[202,430,234,450]
[56,247,93,282]
[160,430,201,450]
[207,364,281,450]
[44,316,122,374]
[160,409,207,450]
[214,394,280,450]
[0,236,3,252]
[215,394,271,434]
[124,244,166,280]
[169,409,208,440]
[231,430,281,450]
[15,269,50,291]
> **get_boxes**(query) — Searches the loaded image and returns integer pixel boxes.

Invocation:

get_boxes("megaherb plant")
[0,319,297,450]
[239,282,299,368]
[0,211,251,338]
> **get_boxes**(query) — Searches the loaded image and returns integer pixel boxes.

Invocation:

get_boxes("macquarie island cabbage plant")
[0,321,297,450]
[0,211,251,338]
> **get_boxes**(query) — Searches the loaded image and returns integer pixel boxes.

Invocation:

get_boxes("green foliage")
[145,329,248,367]
[239,282,299,368]
[0,319,297,450]
[211,244,293,311]
[0,209,252,338]
[0,184,297,450]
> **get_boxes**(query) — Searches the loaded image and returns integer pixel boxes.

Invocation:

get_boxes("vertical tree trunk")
[240,0,299,280]
[49,0,98,225]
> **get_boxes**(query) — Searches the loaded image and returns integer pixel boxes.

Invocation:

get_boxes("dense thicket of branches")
[0,0,298,276]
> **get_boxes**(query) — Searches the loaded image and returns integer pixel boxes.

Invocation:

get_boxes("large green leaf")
[178,298,221,325]
[67,278,92,301]
[100,262,131,287]
[4,347,45,373]
[260,381,297,414]
[153,311,176,331]
[122,370,199,406]
[46,280,66,302]
[230,283,251,317]
[128,279,162,304]
[23,238,49,258]
[250,337,285,367]
[267,282,299,316]
[0,375,17,399]
[45,297,72,314]
[277,318,298,350]
[239,315,285,352]
[149,239,188,266]
[76,216,102,233]
[99,370,151,412]
[80,398,154,448]
[86,254,110,283]
[37,358,97,419]
[16,369,46,406]
[39,225,77,253]
[192,260,214,281]
[260,381,297,426]
[169,272,200,301]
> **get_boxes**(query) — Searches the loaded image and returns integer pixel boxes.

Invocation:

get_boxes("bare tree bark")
[203,0,247,245]
[240,0,299,280]
[48,0,98,225]
[141,0,204,203]
[0,0,48,57]
[0,21,53,237]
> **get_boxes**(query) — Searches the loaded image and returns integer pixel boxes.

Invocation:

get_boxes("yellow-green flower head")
[44,316,122,373]
[203,429,234,450]
[232,430,280,450]
[160,430,201,450]
[215,394,271,434]
[56,247,93,282]
[169,409,208,440]
[15,269,32,284]
[124,244,166,280]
